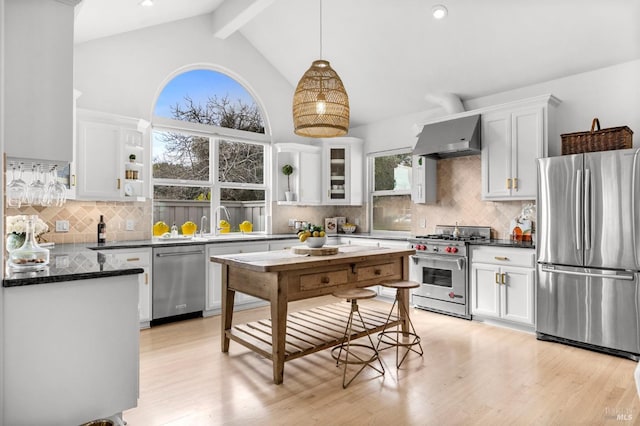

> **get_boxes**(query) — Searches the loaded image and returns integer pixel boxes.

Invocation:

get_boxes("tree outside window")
[371,153,413,233]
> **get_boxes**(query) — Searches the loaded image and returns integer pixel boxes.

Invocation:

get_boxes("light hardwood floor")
[124,297,640,425]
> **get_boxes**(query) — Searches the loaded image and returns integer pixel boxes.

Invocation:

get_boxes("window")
[152,69,269,233]
[370,152,413,233]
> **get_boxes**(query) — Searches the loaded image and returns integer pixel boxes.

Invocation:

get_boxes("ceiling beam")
[211,0,275,40]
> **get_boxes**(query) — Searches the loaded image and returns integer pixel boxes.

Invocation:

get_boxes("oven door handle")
[412,255,466,270]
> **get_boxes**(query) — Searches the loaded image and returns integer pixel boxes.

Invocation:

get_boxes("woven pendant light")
[292,1,349,138]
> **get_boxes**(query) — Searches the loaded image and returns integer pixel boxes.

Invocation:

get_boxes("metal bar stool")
[331,288,385,388]
[376,280,423,368]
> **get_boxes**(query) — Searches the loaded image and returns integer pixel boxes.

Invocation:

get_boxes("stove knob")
[445,246,452,253]
[451,247,459,253]
[448,291,455,299]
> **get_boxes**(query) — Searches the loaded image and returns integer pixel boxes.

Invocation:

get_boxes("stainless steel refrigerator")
[537,148,640,360]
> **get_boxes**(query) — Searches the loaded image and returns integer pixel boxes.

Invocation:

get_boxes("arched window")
[152,69,269,234]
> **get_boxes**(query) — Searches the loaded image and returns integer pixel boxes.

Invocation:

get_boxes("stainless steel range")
[409,225,491,319]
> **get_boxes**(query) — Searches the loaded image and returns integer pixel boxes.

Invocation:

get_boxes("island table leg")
[270,276,288,384]
[221,264,235,352]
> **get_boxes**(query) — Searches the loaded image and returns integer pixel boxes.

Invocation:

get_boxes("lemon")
[312,230,319,237]
[153,221,169,236]
[319,231,325,237]
[181,221,197,235]
[299,233,308,242]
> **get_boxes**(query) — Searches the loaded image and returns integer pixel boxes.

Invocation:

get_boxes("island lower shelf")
[226,302,399,362]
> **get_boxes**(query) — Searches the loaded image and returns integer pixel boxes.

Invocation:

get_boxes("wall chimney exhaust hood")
[413,114,481,159]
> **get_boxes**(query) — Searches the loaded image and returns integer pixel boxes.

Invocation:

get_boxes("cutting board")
[291,245,339,256]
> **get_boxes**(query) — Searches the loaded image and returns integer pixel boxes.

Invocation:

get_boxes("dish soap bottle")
[171,223,178,238]
[97,215,107,243]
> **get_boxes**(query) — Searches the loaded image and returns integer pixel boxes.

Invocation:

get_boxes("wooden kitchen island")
[210,245,415,384]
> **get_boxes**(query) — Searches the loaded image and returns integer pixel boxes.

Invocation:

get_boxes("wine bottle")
[97,215,106,243]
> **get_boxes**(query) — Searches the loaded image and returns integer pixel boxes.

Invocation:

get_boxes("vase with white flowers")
[5,215,49,252]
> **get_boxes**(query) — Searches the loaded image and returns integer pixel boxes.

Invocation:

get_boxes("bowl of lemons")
[152,221,170,237]
[218,220,231,233]
[298,224,326,248]
[341,223,356,234]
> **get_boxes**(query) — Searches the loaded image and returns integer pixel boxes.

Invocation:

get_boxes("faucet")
[199,215,208,237]
[213,205,231,236]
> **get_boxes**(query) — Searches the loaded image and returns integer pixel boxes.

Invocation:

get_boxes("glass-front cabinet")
[322,137,363,206]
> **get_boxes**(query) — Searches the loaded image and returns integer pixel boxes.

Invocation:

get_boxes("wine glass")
[27,164,46,206]
[6,163,27,207]
[49,165,67,206]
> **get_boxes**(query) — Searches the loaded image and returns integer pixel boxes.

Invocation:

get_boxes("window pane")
[153,130,209,181]
[220,189,266,232]
[153,187,210,231]
[374,154,412,191]
[218,140,264,184]
[372,194,412,232]
[153,185,210,201]
[154,69,265,134]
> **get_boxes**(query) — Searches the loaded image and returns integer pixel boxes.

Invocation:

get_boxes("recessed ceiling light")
[140,0,154,7]
[432,5,448,20]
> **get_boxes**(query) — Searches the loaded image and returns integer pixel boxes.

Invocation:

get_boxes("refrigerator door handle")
[576,169,582,251]
[540,266,635,281]
[584,168,591,250]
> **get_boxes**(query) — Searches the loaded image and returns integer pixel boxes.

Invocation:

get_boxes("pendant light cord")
[319,0,323,59]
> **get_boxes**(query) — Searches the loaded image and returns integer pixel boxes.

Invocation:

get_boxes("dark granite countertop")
[3,244,143,287]
[470,239,535,249]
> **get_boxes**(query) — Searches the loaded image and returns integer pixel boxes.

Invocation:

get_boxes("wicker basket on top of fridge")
[561,118,633,155]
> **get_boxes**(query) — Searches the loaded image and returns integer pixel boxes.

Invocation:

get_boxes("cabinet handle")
[501,273,506,284]
[513,178,518,189]
[418,184,422,199]
[374,269,382,275]
[506,178,512,189]
[144,273,149,285]
[117,178,121,189]
[494,256,509,261]
[495,272,500,284]
[126,257,140,262]
[71,174,76,187]
[321,276,330,284]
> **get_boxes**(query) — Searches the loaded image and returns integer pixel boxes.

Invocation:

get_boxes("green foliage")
[374,154,412,191]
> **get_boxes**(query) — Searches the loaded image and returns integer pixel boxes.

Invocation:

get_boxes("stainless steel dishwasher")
[152,245,205,321]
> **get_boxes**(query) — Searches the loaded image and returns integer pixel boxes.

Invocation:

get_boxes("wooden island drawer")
[358,262,400,281]
[300,269,349,290]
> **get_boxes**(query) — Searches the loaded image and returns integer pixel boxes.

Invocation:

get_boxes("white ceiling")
[74,0,640,127]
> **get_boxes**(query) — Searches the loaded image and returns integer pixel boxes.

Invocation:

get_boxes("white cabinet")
[411,155,437,204]
[3,275,139,425]
[481,95,559,200]
[105,248,153,328]
[470,246,536,327]
[4,0,79,163]
[205,242,270,315]
[275,143,322,204]
[76,109,150,201]
[274,137,363,206]
[322,137,363,205]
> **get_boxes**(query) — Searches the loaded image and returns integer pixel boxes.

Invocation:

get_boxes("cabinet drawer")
[111,251,151,266]
[471,246,535,268]
[300,269,349,291]
[358,262,400,281]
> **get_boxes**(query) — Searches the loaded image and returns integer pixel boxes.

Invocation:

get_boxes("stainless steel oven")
[410,225,491,320]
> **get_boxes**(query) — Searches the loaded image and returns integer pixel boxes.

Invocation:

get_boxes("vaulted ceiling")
[74,0,640,127]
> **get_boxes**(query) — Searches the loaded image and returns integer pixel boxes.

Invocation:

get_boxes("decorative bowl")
[341,224,356,234]
[305,236,326,248]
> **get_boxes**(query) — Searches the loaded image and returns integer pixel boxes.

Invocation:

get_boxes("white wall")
[74,14,305,144]
[352,59,640,157]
